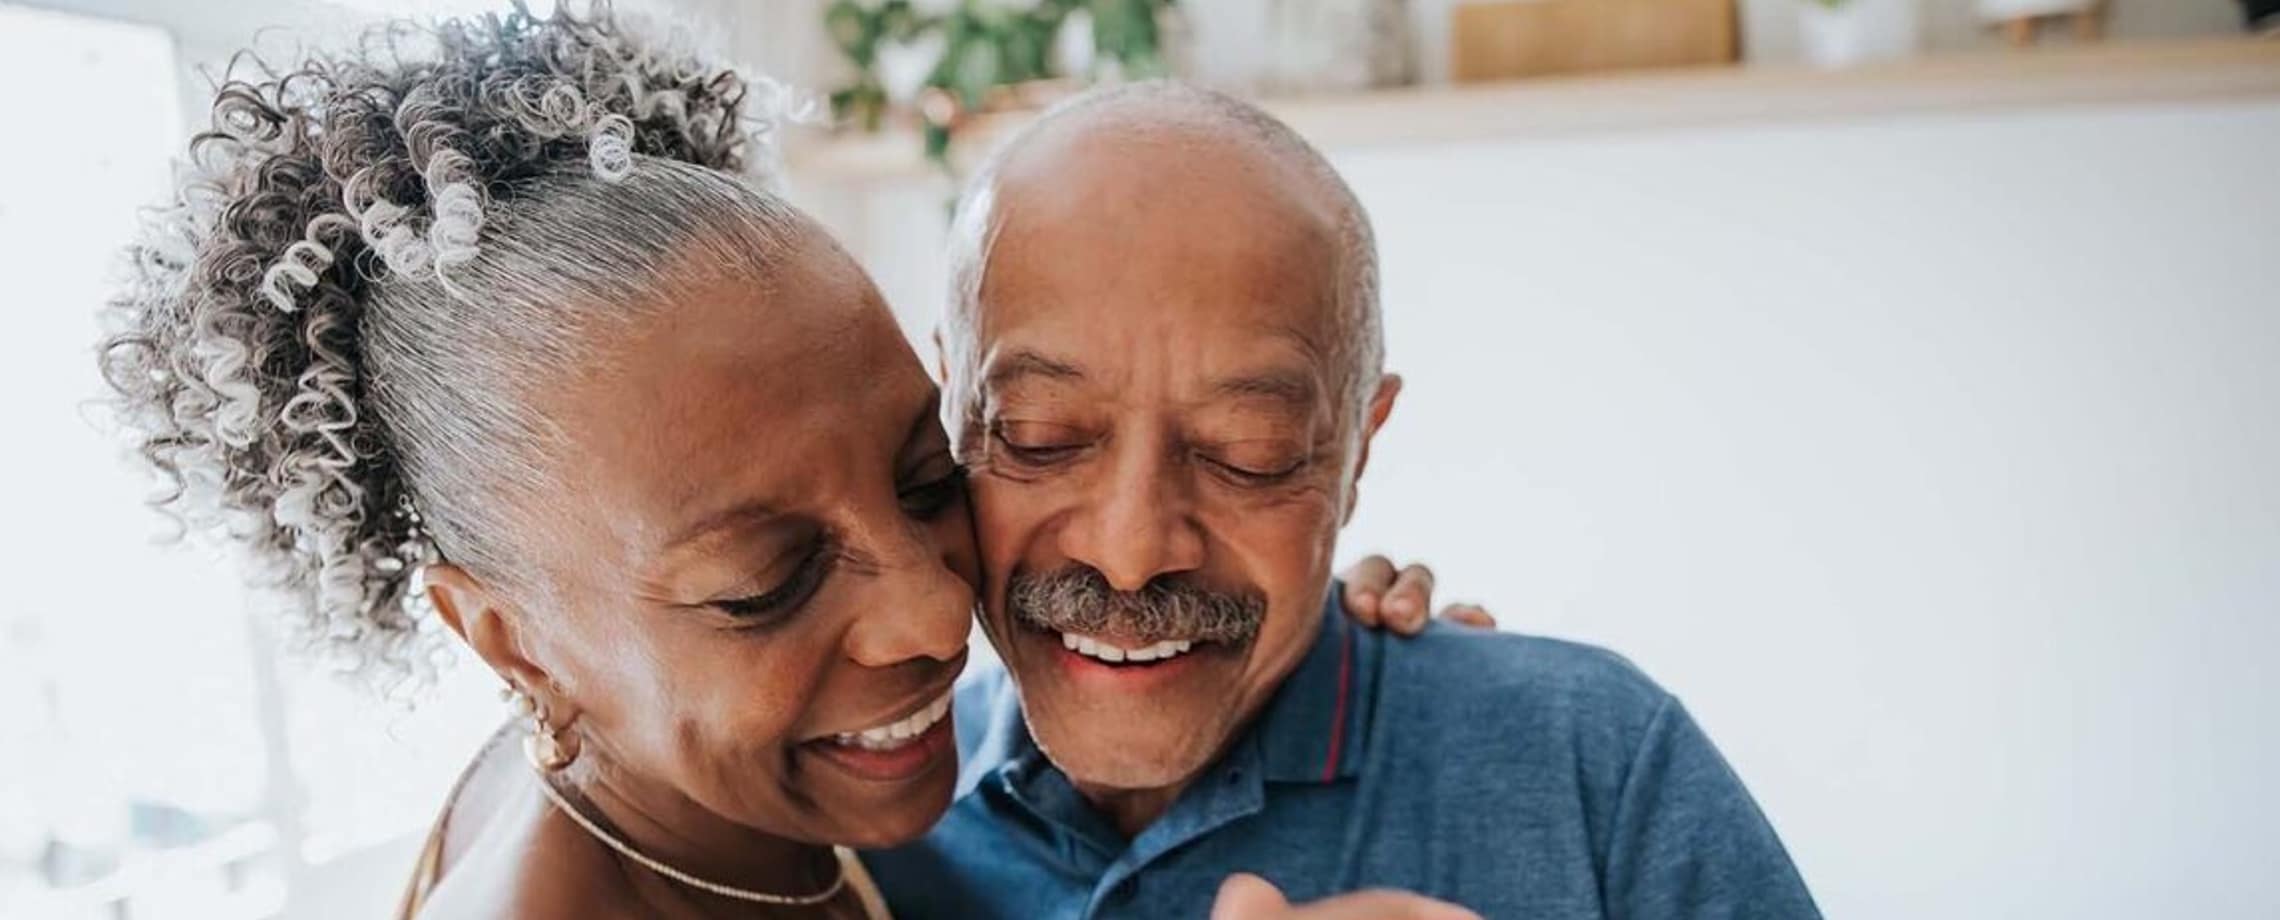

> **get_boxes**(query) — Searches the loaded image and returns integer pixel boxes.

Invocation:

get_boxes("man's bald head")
[942,81,1384,427]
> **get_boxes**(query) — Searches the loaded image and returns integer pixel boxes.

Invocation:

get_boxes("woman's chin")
[812,774,958,849]
[792,732,961,848]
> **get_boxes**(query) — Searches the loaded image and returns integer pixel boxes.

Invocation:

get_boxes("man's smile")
[1007,617,1251,694]
[1058,631,1196,664]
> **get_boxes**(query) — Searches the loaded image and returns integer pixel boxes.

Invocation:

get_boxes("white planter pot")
[1174,3,1274,93]
[1798,0,1922,68]
[875,32,948,107]
[1975,0,2094,21]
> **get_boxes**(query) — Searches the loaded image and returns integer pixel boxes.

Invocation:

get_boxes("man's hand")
[1210,873,1482,920]
[1338,556,1496,635]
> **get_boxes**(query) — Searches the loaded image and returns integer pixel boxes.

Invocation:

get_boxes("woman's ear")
[421,563,561,710]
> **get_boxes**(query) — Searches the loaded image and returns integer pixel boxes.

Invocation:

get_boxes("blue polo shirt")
[865,592,1819,919]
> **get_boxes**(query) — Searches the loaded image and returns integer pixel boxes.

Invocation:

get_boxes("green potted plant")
[824,0,929,132]
[826,0,1176,168]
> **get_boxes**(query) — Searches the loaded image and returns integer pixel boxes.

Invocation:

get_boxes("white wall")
[804,98,2280,918]
[1333,101,2280,919]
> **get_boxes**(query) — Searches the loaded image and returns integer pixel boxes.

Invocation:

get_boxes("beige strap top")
[837,848,895,920]
[395,729,890,919]
[396,724,509,920]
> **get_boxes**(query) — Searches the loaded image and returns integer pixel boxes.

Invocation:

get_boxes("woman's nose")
[841,532,974,670]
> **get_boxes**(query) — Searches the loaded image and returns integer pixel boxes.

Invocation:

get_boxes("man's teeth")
[1059,631,1196,664]
[832,689,952,752]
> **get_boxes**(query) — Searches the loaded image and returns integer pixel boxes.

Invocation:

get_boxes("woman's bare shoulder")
[410,726,641,919]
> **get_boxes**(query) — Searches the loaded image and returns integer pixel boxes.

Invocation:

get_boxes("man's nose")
[1059,440,1205,592]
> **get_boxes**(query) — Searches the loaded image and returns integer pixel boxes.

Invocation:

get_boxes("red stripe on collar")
[1321,617,1356,783]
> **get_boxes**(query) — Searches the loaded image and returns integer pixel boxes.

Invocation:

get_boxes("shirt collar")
[954,664,1031,800]
[1255,585,1379,784]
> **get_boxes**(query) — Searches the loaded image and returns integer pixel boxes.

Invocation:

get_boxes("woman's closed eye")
[897,462,967,519]
[711,544,836,626]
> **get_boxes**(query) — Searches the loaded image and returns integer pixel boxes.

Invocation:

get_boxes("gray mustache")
[1006,567,1266,645]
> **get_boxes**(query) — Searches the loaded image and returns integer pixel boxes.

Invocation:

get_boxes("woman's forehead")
[527,244,933,545]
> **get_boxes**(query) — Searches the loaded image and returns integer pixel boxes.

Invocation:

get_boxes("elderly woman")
[97,4,1465,917]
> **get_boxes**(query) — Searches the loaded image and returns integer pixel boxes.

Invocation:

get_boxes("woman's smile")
[805,694,958,783]
[802,651,967,783]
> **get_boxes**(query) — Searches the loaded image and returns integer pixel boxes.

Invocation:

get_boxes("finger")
[1211,873,1289,920]
[1338,556,1399,624]
[1382,563,1436,634]
[1438,603,1496,630]
[1287,890,1482,920]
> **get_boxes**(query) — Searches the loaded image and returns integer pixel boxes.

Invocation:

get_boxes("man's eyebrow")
[985,348,1085,390]
[1210,369,1318,407]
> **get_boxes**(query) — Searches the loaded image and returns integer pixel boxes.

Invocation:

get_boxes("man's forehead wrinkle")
[988,152,1340,293]
[973,195,1344,402]
[980,322,1333,418]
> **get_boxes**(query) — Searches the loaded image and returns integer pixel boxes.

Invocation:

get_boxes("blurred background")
[2,0,2274,918]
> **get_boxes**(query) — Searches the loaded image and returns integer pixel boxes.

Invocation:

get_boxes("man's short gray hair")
[942,81,1384,422]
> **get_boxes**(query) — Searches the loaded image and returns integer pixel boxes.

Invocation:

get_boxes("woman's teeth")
[833,689,952,752]
[1060,631,1195,664]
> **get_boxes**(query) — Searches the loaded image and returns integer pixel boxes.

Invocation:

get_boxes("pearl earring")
[400,562,438,619]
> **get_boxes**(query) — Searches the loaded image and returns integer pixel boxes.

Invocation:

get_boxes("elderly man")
[866,82,1819,919]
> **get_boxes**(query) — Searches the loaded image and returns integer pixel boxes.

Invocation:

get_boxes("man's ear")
[421,563,562,711]
[1342,372,1403,526]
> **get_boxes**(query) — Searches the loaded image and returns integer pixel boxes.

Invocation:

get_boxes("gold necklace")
[525,751,848,907]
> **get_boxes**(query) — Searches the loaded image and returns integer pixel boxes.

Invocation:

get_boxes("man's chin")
[1028,719,1220,794]
[1004,621,1244,792]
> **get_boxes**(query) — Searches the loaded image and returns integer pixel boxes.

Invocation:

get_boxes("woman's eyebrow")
[663,500,784,553]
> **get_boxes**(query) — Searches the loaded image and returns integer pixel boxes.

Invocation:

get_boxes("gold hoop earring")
[525,723,576,772]
[507,687,578,772]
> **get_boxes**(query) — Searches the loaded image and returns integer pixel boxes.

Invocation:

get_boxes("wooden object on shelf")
[1997,0,2109,48]
[1450,0,1739,82]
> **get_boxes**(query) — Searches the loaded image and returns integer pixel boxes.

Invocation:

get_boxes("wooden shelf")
[784,37,2280,184]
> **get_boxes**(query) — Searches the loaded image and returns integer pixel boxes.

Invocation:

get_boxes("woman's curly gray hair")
[98,1,805,691]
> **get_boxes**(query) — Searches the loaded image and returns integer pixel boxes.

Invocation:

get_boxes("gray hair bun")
[97,1,792,690]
